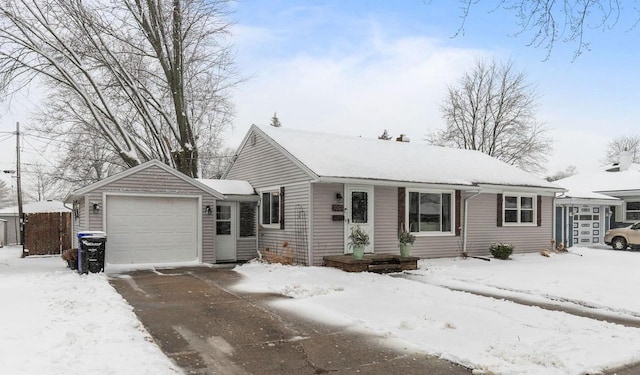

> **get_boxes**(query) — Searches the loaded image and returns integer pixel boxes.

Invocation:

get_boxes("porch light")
[204,205,212,215]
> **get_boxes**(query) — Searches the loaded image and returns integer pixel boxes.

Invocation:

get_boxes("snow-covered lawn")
[234,247,640,375]
[0,246,181,375]
[415,247,640,318]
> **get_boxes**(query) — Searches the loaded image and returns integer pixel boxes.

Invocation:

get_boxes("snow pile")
[0,246,181,375]
[234,252,640,375]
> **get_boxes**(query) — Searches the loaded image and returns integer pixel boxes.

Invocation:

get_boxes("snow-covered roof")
[0,200,71,215]
[197,179,255,195]
[66,160,225,201]
[254,125,560,190]
[556,163,640,195]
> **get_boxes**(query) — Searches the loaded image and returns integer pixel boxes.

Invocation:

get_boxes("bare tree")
[0,0,237,178]
[455,1,637,59]
[605,135,640,164]
[428,58,550,173]
[41,126,126,191]
[23,162,58,201]
[199,146,235,179]
[0,179,15,208]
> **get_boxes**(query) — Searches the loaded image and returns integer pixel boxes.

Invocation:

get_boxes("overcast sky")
[1,1,638,185]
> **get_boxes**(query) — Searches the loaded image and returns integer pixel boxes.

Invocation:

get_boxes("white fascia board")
[595,189,640,197]
[316,176,475,191]
[221,194,260,202]
[556,198,623,206]
[476,183,564,196]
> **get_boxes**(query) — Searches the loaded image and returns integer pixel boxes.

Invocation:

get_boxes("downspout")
[308,183,313,266]
[463,190,482,254]
[255,200,260,259]
[552,195,556,245]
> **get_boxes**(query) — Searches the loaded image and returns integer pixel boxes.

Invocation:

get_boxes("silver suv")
[604,222,640,250]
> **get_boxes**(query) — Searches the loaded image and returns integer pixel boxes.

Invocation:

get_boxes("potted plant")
[348,225,370,260]
[398,229,415,257]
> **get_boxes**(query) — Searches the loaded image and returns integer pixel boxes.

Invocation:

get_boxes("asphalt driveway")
[109,266,471,375]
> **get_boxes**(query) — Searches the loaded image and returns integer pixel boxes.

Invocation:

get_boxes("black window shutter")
[455,190,461,236]
[280,186,285,230]
[398,187,406,234]
[537,195,542,227]
[497,193,503,227]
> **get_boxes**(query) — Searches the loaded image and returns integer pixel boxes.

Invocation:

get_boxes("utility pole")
[15,122,25,256]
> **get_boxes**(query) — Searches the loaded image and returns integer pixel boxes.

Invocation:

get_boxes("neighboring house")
[64,160,258,269]
[554,154,640,247]
[0,200,71,246]
[0,219,6,247]
[223,125,563,266]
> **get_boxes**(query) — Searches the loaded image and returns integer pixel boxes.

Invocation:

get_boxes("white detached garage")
[64,160,258,269]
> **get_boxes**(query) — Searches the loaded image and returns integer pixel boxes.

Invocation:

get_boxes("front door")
[344,185,374,254]
[215,203,236,262]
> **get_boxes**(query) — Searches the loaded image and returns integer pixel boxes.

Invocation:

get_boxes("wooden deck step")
[323,254,419,274]
[367,263,403,273]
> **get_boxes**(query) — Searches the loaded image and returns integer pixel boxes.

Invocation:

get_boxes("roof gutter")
[463,189,482,254]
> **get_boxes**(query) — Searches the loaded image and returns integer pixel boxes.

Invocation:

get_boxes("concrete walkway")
[110,267,471,375]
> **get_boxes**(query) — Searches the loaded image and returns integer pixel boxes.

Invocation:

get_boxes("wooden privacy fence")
[25,212,72,255]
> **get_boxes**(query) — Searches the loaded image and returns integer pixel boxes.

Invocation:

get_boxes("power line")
[0,133,14,143]
[20,135,58,169]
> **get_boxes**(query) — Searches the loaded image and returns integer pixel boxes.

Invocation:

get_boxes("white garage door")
[106,195,199,264]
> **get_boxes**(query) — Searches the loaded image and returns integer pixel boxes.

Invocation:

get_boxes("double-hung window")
[407,190,454,234]
[261,190,280,226]
[626,201,640,221]
[503,193,536,225]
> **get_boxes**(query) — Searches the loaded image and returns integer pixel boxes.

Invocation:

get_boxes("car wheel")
[612,237,627,250]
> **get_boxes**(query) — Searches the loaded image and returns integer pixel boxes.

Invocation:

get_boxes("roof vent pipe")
[395,134,410,143]
[619,150,633,171]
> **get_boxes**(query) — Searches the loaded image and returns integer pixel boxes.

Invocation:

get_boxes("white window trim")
[503,192,537,227]
[624,200,640,222]
[406,188,455,237]
[259,188,281,229]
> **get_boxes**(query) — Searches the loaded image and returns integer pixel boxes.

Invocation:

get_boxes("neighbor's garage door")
[106,195,199,264]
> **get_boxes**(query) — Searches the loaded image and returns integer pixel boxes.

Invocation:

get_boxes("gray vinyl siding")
[70,199,87,248]
[236,238,256,261]
[310,183,344,266]
[465,193,553,255]
[258,183,310,265]
[0,215,18,245]
[80,164,217,263]
[373,186,399,254]
[226,129,314,265]
[225,129,312,186]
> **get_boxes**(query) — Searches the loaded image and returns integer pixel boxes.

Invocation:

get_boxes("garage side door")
[106,195,199,264]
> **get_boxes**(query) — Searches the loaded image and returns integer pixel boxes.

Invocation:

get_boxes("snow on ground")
[234,248,640,375]
[414,247,640,318]
[0,246,181,375]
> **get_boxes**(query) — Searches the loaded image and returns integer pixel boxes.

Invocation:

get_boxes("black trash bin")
[79,234,107,273]
[77,231,106,274]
